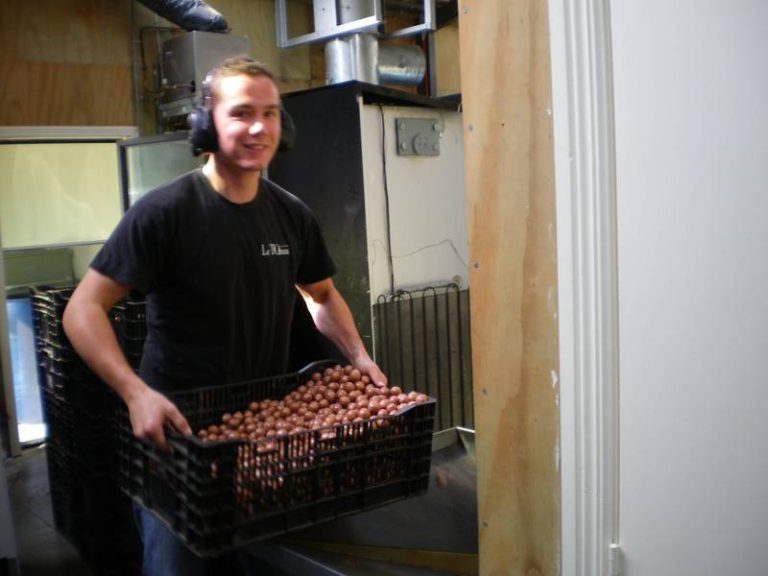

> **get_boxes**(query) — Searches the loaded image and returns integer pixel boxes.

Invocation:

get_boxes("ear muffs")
[188,105,218,157]
[279,107,296,152]
[188,105,296,157]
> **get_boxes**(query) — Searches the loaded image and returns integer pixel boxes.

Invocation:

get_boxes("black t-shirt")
[92,169,335,392]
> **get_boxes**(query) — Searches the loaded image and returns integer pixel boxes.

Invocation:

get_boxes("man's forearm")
[312,289,370,364]
[299,278,387,386]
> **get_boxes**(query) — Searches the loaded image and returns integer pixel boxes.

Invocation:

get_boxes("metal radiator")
[373,284,473,431]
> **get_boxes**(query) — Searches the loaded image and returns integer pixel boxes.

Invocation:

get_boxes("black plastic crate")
[47,444,138,573]
[43,356,118,414]
[124,300,146,333]
[78,529,142,576]
[42,359,107,410]
[109,303,128,347]
[30,284,138,348]
[125,350,143,371]
[123,336,146,358]
[118,361,435,557]
[41,377,121,476]
[37,288,75,348]
[46,443,88,541]
[78,472,136,528]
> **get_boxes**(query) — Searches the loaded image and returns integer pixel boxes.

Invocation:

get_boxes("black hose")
[136,0,229,32]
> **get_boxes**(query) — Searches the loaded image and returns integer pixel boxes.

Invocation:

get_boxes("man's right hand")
[126,385,192,452]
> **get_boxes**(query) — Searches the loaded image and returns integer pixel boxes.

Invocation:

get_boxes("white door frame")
[548,1,620,575]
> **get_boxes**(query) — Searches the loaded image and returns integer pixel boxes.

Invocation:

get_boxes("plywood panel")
[0,0,133,126]
[435,21,460,96]
[458,0,559,574]
[0,61,133,126]
[308,43,326,88]
[0,0,131,65]
[211,0,312,86]
[0,0,317,128]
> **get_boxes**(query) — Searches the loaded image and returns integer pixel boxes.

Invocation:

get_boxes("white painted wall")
[359,103,468,301]
[612,1,768,574]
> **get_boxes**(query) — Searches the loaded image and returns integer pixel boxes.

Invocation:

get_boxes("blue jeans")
[133,503,256,576]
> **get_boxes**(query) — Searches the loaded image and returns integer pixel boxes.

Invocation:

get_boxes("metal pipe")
[422,288,434,405]
[378,44,426,85]
[375,295,387,370]
[455,286,468,428]
[409,291,417,393]
[326,35,425,86]
[427,287,443,429]
[349,33,379,83]
[325,38,353,84]
[325,33,378,84]
[395,294,405,389]
[444,285,455,427]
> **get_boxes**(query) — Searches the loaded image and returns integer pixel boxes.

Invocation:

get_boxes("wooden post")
[458,0,560,574]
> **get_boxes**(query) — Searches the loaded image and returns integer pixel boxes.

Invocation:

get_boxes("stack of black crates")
[31,286,145,576]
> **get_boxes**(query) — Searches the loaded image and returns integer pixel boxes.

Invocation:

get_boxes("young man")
[62,56,385,575]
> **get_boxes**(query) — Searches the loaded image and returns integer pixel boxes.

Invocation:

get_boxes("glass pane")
[124,137,202,207]
[0,143,122,249]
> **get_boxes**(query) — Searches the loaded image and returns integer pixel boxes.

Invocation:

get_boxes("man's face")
[211,74,281,172]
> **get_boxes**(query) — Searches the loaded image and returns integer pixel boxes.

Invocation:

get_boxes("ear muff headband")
[279,107,296,152]
[188,74,296,157]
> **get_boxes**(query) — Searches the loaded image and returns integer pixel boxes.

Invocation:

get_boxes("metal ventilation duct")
[324,0,425,86]
[276,0,431,87]
[325,34,426,86]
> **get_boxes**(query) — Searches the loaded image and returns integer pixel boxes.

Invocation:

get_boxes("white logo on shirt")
[261,243,290,256]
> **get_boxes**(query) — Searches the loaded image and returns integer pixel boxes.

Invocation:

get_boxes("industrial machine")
[156,31,250,132]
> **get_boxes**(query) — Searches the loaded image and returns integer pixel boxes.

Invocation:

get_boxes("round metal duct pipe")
[325,34,425,86]
[325,38,355,84]
[378,44,426,85]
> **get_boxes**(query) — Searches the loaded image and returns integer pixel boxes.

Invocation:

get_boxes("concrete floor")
[5,445,93,576]
[4,445,470,576]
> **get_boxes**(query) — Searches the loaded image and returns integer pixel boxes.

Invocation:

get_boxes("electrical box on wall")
[395,117,443,156]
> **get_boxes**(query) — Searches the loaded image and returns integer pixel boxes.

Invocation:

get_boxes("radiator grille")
[373,284,473,431]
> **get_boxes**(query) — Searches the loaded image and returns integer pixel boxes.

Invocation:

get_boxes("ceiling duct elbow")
[325,34,426,86]
[136,0,229,32]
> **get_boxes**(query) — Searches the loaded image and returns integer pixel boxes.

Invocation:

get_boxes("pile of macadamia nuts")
[196,364,430,446]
